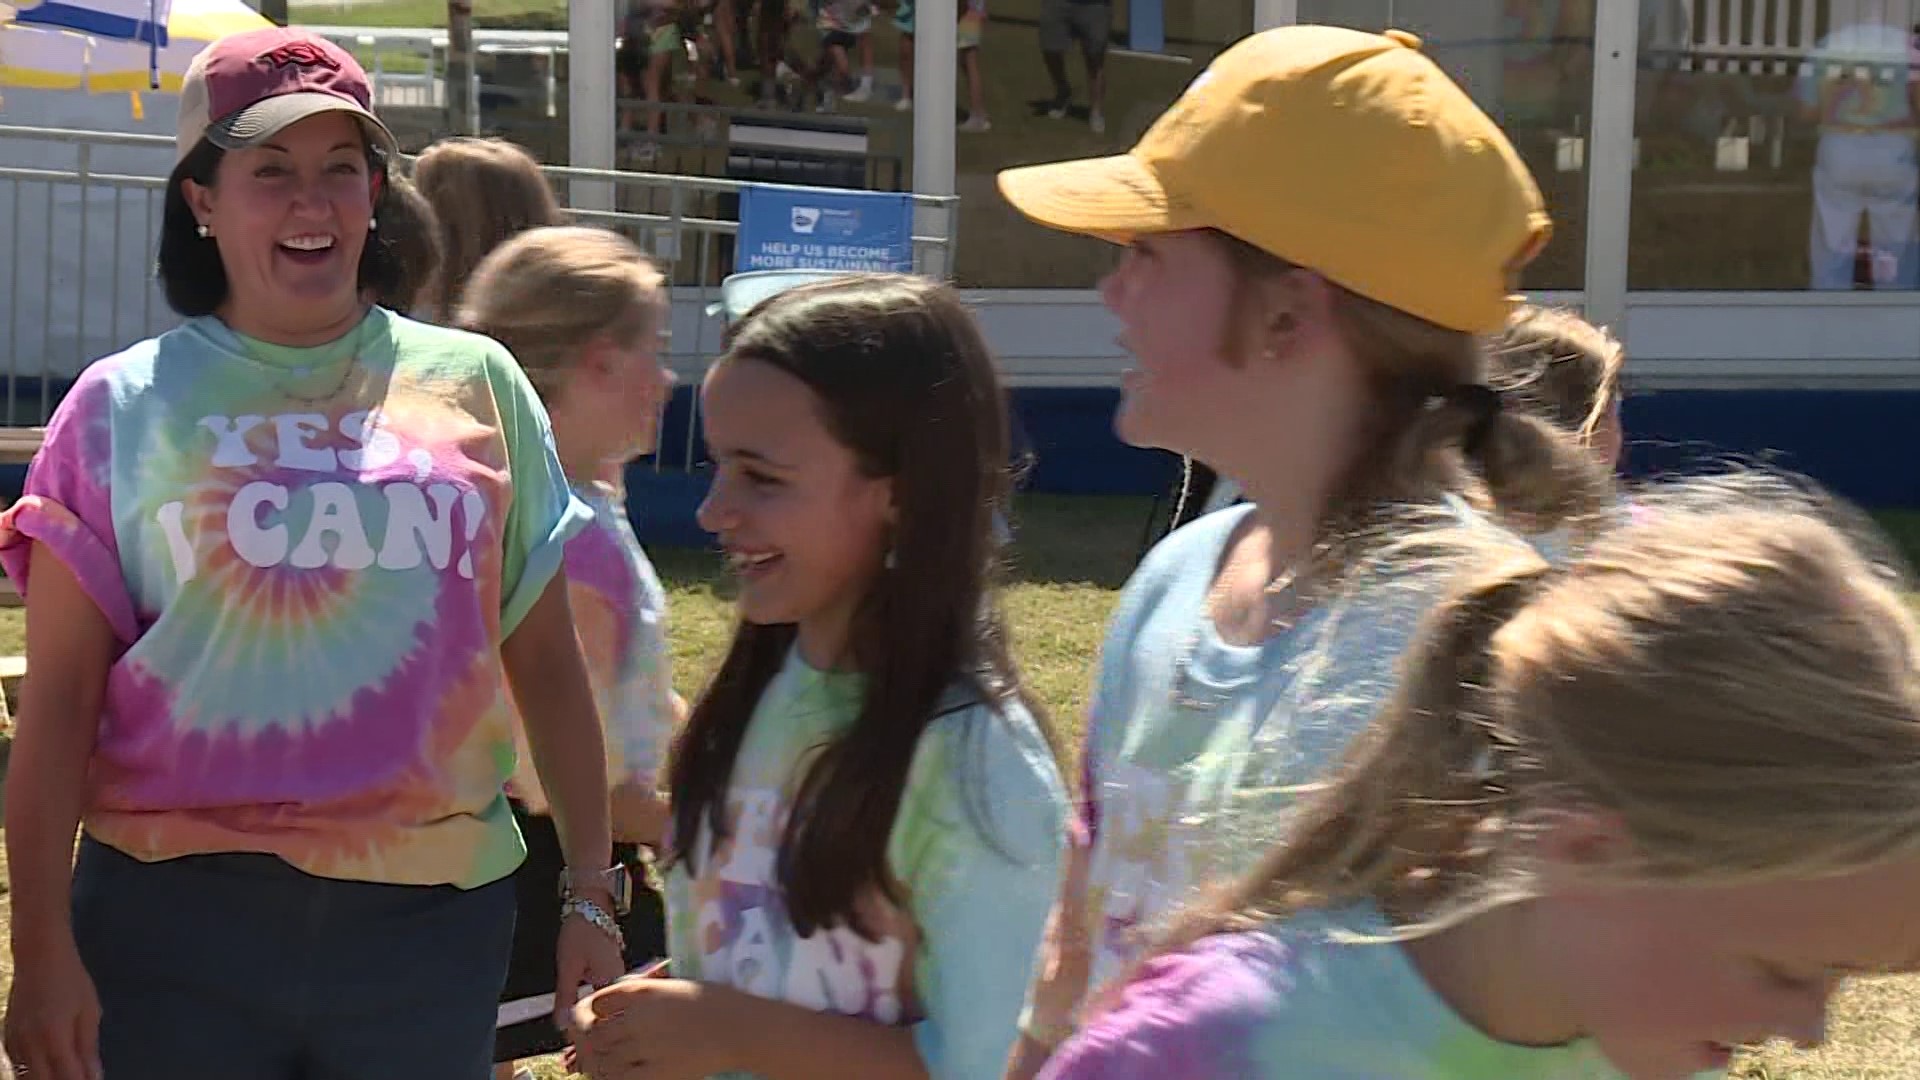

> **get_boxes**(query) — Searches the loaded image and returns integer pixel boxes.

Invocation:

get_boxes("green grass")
[3,494,1920,1076]
[288,0,569,30]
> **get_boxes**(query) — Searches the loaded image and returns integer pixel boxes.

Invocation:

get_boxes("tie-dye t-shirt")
[0,307,589,889]
[507,481,674,814]
[664,646,1069,1080]
[1056,503,1442,1002]
[1038,904,1632,1080]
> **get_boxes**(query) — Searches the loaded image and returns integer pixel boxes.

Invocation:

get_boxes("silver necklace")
[1168,552,1312,714]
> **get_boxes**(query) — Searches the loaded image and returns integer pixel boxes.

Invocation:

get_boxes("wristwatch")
[562,897,627,952]
[559,864,634,916]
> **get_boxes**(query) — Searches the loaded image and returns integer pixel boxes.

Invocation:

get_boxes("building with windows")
[908,0,1920,507]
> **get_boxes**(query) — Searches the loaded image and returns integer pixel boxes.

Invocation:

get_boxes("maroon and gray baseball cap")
[175,27,398,165]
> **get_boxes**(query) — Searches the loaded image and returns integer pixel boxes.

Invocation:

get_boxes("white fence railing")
[1653,0,1920,74]
[0,123,956,459]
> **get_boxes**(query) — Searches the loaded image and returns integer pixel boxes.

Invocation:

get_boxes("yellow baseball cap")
[997,25,1551,335]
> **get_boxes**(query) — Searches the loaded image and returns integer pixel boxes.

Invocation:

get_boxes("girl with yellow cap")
[995,23,1608,1077]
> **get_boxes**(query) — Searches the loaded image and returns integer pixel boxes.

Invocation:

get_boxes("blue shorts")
[73,837,516,1080]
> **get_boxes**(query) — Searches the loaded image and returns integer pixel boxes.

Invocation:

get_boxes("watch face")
[608,866,633,911]
[561,866,635,915]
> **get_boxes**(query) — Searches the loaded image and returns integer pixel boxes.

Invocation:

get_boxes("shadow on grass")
[646,493,1155,596]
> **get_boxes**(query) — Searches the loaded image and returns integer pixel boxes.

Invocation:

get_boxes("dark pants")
[73,837,515,1080]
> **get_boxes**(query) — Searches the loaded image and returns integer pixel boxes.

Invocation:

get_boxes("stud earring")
[368,218,378,232]
[196,223,211,238]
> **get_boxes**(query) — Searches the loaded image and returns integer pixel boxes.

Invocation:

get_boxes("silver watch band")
[561,896,626,951]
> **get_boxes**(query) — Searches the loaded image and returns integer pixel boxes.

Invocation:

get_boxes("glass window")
[1631,0,1920,290]
[1299,0,1596,291]
[951,0,1250,286]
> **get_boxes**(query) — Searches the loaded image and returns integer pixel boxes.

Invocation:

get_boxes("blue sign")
[1128,0,1163,53]
[735,184,915,274]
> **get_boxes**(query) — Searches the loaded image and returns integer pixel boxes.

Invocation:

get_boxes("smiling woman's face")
[184,112,377,339]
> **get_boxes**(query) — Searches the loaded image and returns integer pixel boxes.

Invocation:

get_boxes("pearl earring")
[196,223,210,238]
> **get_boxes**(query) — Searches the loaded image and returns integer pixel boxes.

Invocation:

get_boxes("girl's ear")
[579,335,622,381]
[1246,269,1337,362]
[1533,808,1636,890]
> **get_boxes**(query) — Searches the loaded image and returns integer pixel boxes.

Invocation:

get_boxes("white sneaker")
[960,114,991,133]
[894,95,913,112]
[844,75,873,103]
[1090,109,1106,134]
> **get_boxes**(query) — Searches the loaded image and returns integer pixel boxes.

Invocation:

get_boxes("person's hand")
[4,937,103,1080]
[1026,838,1094,1042]
[570,976,738,1079]
[554,904,628,1030]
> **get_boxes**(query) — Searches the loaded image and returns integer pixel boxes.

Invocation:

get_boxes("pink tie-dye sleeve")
[0,368,140,643]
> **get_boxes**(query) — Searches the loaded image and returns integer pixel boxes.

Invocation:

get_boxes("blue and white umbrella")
[8,0,175,87]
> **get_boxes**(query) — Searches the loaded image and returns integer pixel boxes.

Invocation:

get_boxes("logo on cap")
[258,41,340,71]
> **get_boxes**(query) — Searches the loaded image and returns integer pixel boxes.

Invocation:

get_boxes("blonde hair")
[411,137,564,321]
[1213,233,1611,551]
[1488,304,1625,446]
[1155,473,1920,956]
[455,225,667,403]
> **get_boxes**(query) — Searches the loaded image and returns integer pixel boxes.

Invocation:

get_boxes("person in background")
[894,0,991,132]
[1798,13,1920,290]
[810,0,873,112]
[410,135,566,323]
[751,0,807,109]
[996,25,1608,1079]
[0,28,623,1079]
[458,226,686,1080]
[1039,475,1920,1080]
[570,274,1070,1080]
[370,172,441,316]
[1038,0,1110,134]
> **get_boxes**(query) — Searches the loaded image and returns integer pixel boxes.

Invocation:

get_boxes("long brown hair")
[410,137,564,322]
[1151,473,1920,961]
[665,274,1062,937]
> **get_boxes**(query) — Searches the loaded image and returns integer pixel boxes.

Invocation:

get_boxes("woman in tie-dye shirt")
[0,28,623,1080]
[456,225,687,1073]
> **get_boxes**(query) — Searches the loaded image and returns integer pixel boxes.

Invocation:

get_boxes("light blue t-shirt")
[1038,904,1634,1080]
[1070,503,1453,993]
[664,648,1070,1080]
